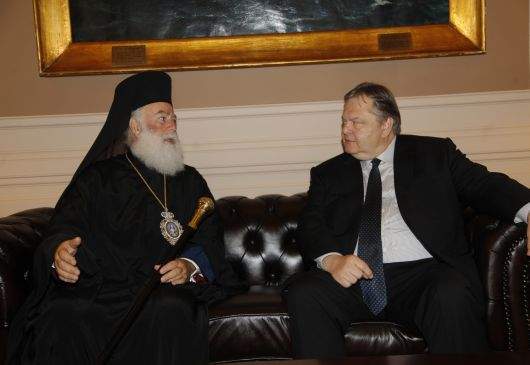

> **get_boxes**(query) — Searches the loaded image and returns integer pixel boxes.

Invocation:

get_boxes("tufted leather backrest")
[217,194,307,286]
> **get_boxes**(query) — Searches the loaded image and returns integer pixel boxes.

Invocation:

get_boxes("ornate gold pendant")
[160,211,183,246]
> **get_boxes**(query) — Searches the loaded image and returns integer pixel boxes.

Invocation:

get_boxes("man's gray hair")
[344,82,401,135]
[125,106,144,146]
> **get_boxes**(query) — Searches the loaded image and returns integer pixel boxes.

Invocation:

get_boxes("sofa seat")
[208,285,426,363]
[209,286,291,362]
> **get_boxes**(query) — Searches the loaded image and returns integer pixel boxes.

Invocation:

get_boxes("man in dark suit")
[282,82,530,358]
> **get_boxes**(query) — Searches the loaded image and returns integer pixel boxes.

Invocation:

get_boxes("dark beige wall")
[1,0,528,117]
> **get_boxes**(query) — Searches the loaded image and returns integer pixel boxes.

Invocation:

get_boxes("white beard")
[130,129,185,175]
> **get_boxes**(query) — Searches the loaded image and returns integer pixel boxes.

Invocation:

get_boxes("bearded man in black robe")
[7,71,244,364]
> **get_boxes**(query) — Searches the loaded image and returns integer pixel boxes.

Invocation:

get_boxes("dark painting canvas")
[69,0,449,42]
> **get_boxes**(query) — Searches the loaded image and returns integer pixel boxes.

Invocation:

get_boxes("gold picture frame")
[33,0,485,77]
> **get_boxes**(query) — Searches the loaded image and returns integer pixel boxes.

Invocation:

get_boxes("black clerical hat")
[120,71,173,111]
[57,71,173,207]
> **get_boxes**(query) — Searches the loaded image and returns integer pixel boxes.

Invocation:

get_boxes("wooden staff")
[96,197,214,365]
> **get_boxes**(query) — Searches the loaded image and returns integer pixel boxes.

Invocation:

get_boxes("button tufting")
[243,231,264,253]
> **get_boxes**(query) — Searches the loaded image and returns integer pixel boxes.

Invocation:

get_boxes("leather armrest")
[0,209,52,328]
[0,208,52,362]
[467,214,529,351]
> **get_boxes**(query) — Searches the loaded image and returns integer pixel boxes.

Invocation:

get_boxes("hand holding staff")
[97,197,214,365]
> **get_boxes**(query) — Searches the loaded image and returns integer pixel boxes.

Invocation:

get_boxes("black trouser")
[282,258,489,359]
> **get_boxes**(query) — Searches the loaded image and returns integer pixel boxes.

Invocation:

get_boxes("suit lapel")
[339,154,363,247]
[394,135,415,203]
[342,153,363,201]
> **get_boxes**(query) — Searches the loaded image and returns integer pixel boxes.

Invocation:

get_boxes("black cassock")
[8,153,243,364]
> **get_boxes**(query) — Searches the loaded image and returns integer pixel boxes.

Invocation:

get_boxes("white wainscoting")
[1,90,529,216]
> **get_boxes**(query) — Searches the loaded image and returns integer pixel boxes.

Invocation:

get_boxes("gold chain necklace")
[126,152,167,210]
[126,153,183,245]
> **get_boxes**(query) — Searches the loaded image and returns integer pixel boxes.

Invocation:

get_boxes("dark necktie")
[357,158,387,315]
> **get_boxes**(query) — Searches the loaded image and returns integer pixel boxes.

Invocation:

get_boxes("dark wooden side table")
[228,352,530,365]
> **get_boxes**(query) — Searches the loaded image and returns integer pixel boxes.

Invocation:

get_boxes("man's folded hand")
[322,254,373,288]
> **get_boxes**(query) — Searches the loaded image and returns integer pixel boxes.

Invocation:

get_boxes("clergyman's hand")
[155,259,194,285]
[322,254,373,288]
[53,237,82,283]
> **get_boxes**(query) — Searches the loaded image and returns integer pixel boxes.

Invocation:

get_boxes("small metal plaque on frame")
[111,45,146,67]
[378,33,412,52]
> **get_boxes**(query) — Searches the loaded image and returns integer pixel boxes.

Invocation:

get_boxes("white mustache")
[163,131,178,139]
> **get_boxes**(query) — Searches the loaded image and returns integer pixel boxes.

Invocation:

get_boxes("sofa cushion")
[209,286,290,362]
[345,322,426,355]
[208,286,427,362]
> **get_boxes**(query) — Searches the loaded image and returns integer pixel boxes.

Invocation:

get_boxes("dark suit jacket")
[298,135,530,297]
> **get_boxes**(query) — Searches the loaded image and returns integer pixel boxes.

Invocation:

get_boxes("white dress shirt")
[317,137,530,268]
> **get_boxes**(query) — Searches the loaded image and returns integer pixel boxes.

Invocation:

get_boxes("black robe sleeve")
[6,167,102,364]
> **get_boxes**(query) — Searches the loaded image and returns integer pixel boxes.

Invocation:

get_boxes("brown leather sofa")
[0,194,528,363]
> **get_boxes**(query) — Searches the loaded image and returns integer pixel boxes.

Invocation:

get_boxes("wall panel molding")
[1,89,529,216]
